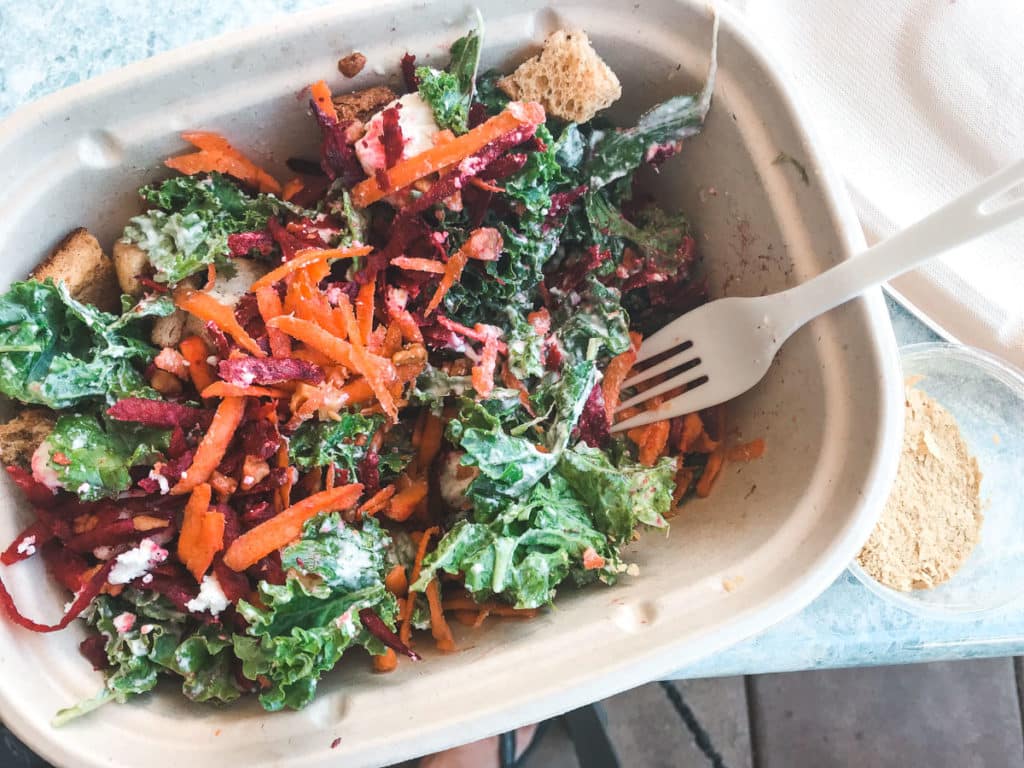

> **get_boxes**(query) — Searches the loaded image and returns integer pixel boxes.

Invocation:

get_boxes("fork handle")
[772,158,1024,339]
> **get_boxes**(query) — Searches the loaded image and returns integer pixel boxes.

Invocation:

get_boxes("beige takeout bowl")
[0,1,902,766]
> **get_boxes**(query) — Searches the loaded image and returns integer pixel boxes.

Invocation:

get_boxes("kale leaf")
[45,413,169,500]
[410,472,620,609]
[584,17,718,190]
[123,173,306,284]
[233,514,397,711]
[553,276,631,363]
[288,413,383,473]
[416,18,483,133]
[0,280,166,409]
[584,191,692,277]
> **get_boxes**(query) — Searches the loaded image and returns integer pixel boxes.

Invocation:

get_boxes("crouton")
[332,85,398,123]
[498,30,621,123]
[30,228,121,312]
[113,240,151,297]
[0,408,55,468]
[338,52,367,78]
[151,310,188,348]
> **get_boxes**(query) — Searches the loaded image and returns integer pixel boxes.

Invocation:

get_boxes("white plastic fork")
[612,158,1024,432]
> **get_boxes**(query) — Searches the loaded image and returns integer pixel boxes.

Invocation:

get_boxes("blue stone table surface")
[1,2,1022,761]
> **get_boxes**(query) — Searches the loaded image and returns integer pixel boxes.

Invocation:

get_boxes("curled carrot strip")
[425,580,457,652]
[256,286,291,358]
[251,246,372,291]
[425,248,468,317]
[200,382,289,399]
[267,315,356,368]
[359,485,397,517]
[172,397,246,495]
[351,102,546,207]
[400,527,439,645]
[165,131,281,195]
[391,256,446,274]
[179,335,216,394]
[728,438,766,462]
[175,289,265,358]
[223,484,364,571]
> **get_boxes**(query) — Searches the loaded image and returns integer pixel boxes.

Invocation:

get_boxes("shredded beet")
[5,465,56,506]
[204,322,232,357]
[285,157,326,176]
[1,520,52,566]
[267,217,321,262]
[544,184,588,230]
[358,608,421,660]
[79,633,110,671]
[167,426,188,459]
[144,567,198,613]
[574,383,610,448]
[228,231,276,258]
[219,358,325,387]
[247,552,285,586]
[213,558,251,604]
[240,500,276,527]
[107,398,213,431]
[381,105,404,169]
[400,53,419,90]
[548,246,611,294]
[136,277,170,294]
[0,559,114,633]
[435,315,509,352]
[311,96,365,185]
[65,518,140,554]
[41,541,90,592]
[239,420,282,462]
[358,450,380,497]
[468,101,488,128]
[479,152,527,182]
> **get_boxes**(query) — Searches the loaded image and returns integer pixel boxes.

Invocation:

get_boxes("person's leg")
[419,724,539,768]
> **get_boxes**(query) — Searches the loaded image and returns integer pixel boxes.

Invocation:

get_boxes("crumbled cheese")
[625,563,640,577]
[141,573,153,585]
[186,574,230,616]
[148,469,170,495]
[355,93,440,177]
[140,624,155,635]
[92,545,114,561]
[113,612,136,634]
[30,441,63,491]
[206,356,218,366]
[109,538,169,585]
[16,536,36,556]
[77,482,91,495]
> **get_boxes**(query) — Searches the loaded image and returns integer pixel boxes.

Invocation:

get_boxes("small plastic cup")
[848,342,1024,619]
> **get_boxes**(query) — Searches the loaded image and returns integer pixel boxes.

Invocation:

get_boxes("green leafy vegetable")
[553,276,631,363]
[585,191,692,277]
[416,18,483,134]
[288,413,383,473]
[0,280,163,409]
[123,173,307,284]
[505,310,545,380]
[54,591,239,725]
[233,514,397,711]
[584,18,718,189]
[410,473,619,609]
[558,443,675,542]
[45,413,169,500]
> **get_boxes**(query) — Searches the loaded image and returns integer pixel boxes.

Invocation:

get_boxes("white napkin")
[725,0,1024,367]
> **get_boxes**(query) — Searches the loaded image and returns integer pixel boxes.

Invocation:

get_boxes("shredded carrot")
[281,177,304,201]
[440,597,538,619]
[470,324,501,399]
[672,457,695,507]
[678,413,705,453]
[385,564,409,597]
[391,256,446,274]
[338,296,399,421]
[500,363,534,414]
[165,131,281,195]
[324,463,336,490]
[728,438,766,462]
[690,431,721,454]
[192,508,226,581]
[356,276,376,342]
[603,339,640,423]
[177,483,212,577]
[695,452,725,498]
[416,414,444,471]
[372,648,398,673]
[223,483,364,571]
[472,610,490,629]
[351,102,546,207]
[400,526,439,645]
[267,315,356,369]
[179,335,216,394]
[424,248,468,316]
[388,305,424,344]
[255,286,291,358]
[381,323,403,357]
[309,80,336,119]
[425,580,457,652]
[358,485,397,517]
[582,547,606,571]
[385,478,429,522]
[172,397,246,495]
[638,419,671,466]
[200,382,289,399]
[175,288,265,358]
[468,176,504,193]
[251,246,372,291]
[335,377,376,409]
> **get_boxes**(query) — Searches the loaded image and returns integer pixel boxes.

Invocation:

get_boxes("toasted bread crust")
[0,408,55,468]
[498,30,621,123]
[30,228,121,312]
[332,85,398,123]
[113,240,151,298]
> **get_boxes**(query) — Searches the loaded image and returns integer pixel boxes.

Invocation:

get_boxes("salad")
[0,16,761,720]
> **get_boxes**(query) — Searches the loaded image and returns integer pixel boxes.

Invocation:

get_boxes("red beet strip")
[107,398,213,430]
[218,357,325,386]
